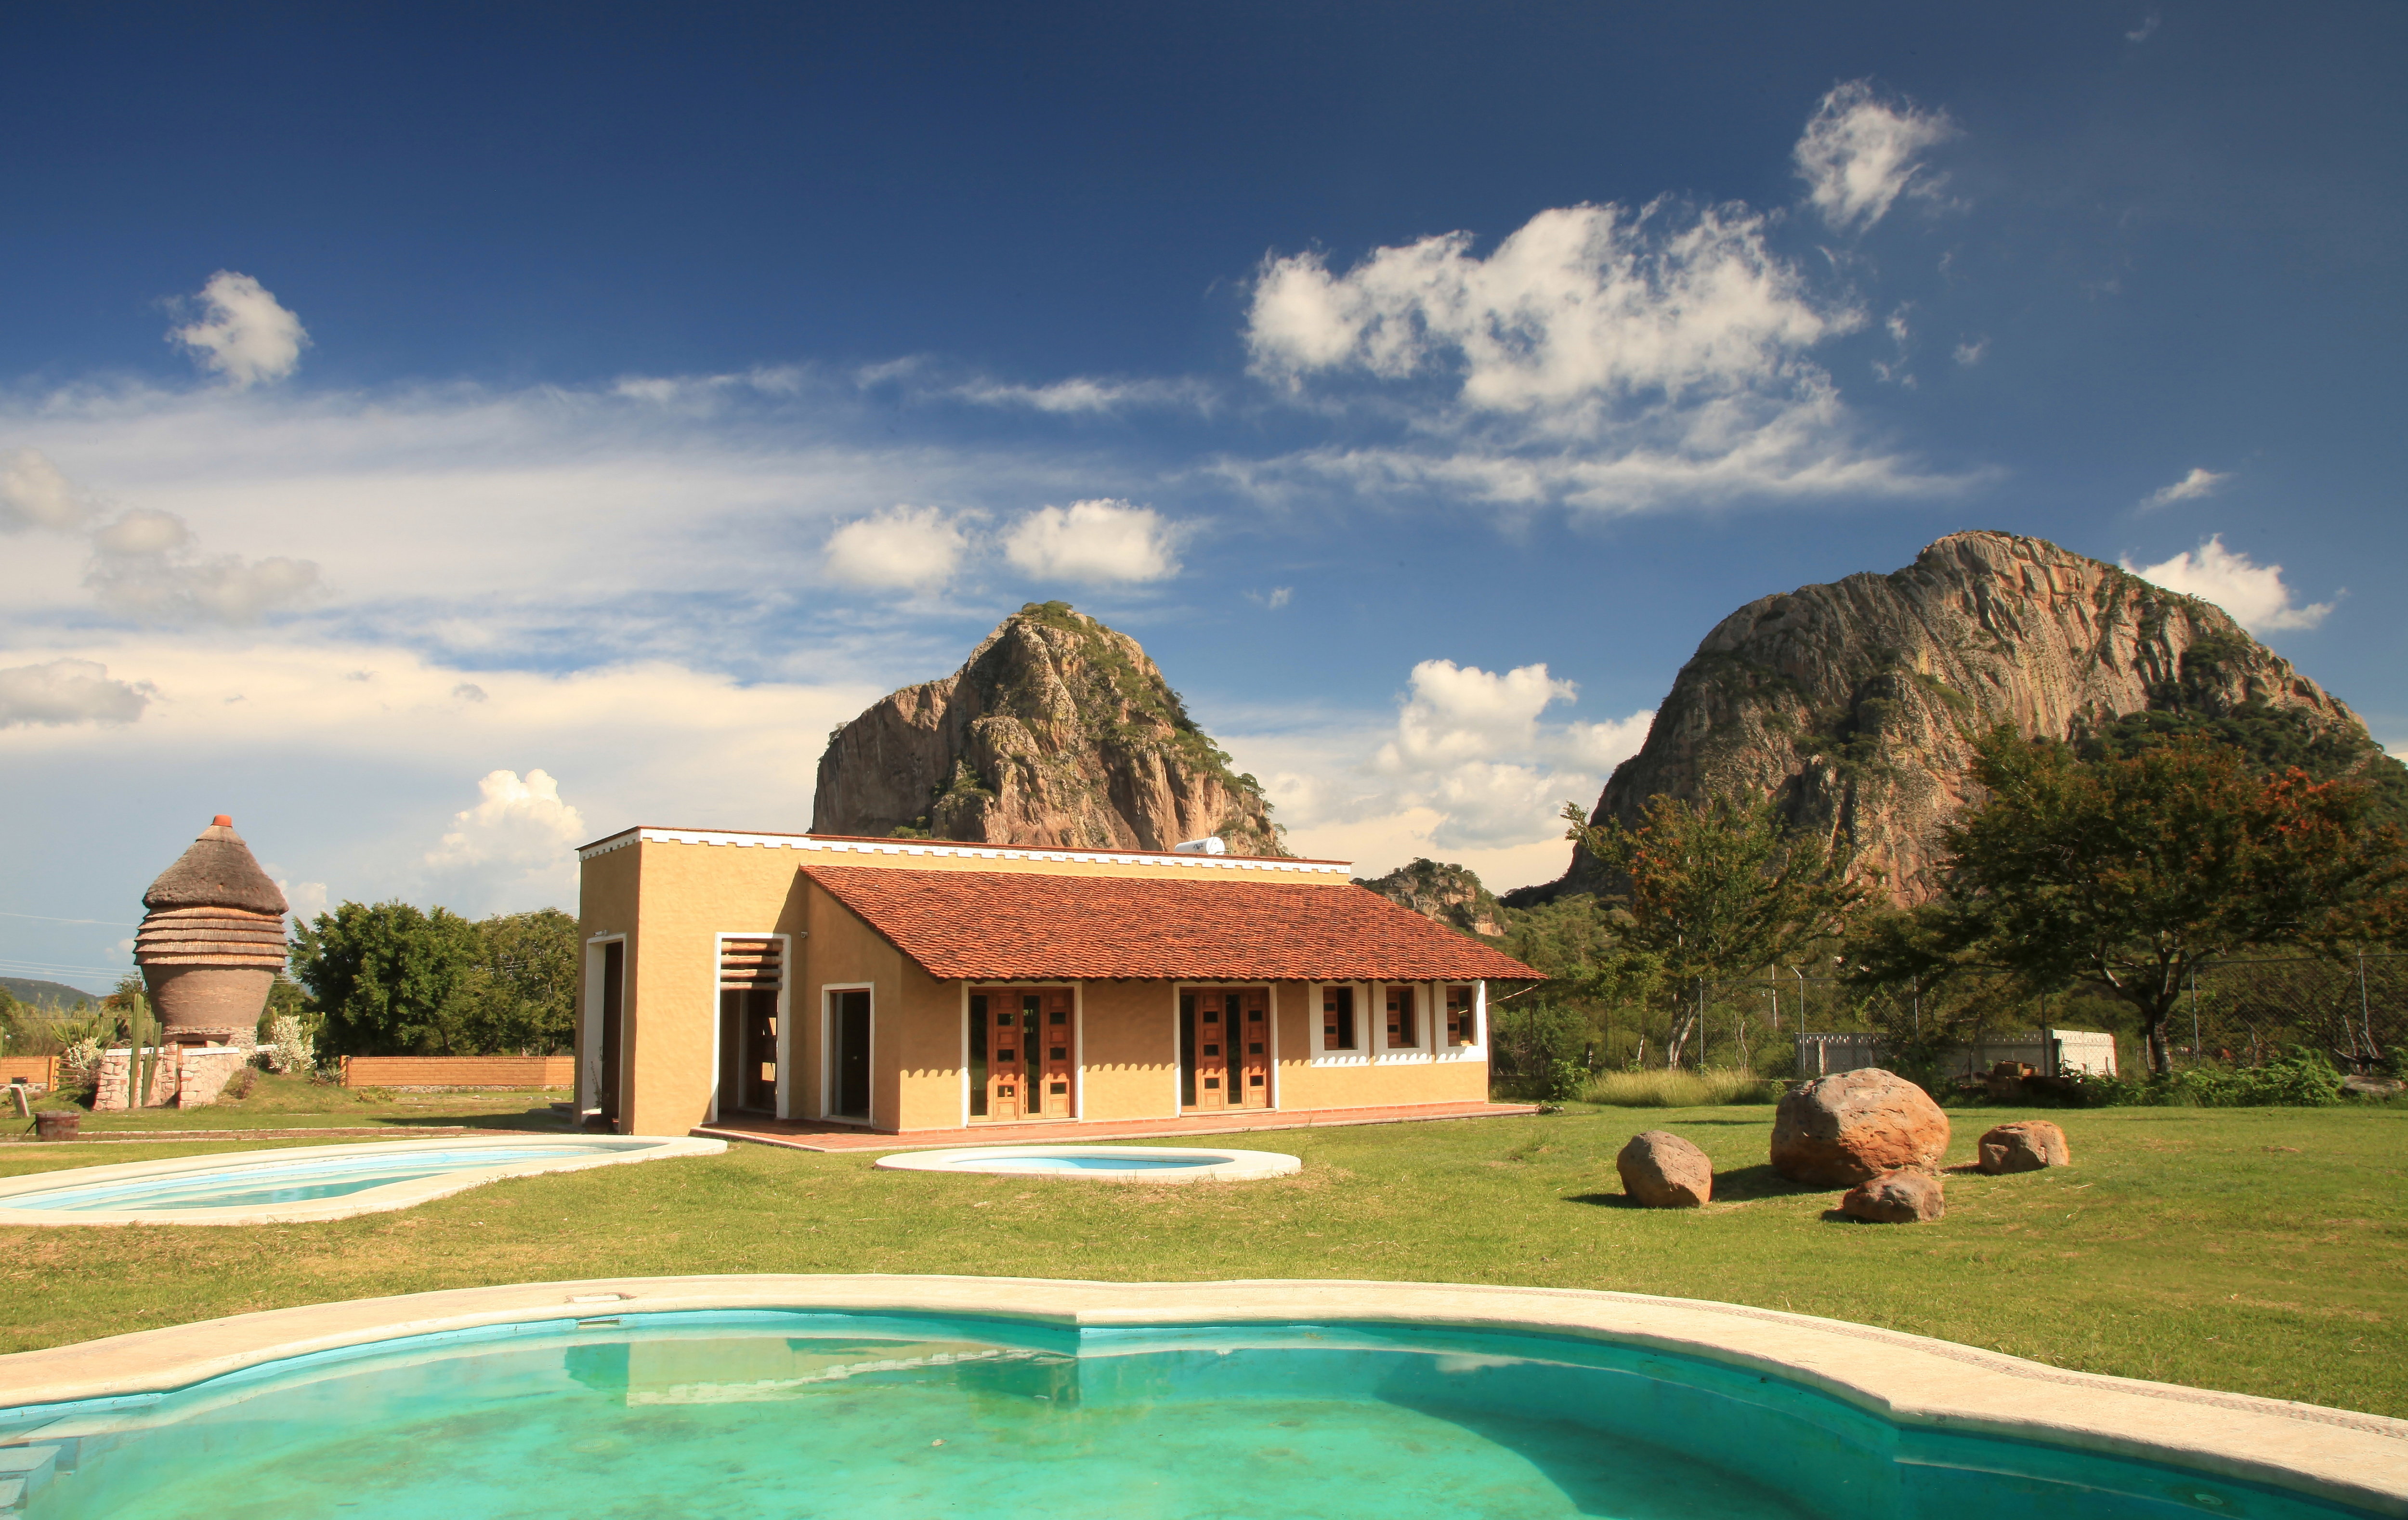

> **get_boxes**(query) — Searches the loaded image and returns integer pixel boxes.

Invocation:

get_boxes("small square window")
[1049,1081,1067,1094]
[1203,1077,1219,1089]
[1049,1046,1066,1060]
[1249,1074,1264,1086]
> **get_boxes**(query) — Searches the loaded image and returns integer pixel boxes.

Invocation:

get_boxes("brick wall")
[340,1055,575,1088]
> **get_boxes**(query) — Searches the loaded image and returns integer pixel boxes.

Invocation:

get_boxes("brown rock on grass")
[1616,1130,1713,1208]
[1771,1068,1950,1185]
[1839,1169,1946,1223]
[1978,1119,2071,1173]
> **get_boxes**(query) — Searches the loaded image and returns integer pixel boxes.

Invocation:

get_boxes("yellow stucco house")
[575,827,1541,1138]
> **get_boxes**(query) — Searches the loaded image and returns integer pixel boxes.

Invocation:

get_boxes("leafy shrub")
[1583,1068,1786,1107]
[2064,1047,2344,1107]
[262,1013,315,1076]
[1489,1000,1590,1101]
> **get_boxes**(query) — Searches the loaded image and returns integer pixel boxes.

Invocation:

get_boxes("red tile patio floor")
[692,1099,1542,1153]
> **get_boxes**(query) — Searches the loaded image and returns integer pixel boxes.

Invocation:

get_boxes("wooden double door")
[1183,987,1269,1111]
[971,987,1075,1121]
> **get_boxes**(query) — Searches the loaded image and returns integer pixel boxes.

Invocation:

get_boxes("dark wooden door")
[832,989,871,1120]
[1234,989,1269,1106]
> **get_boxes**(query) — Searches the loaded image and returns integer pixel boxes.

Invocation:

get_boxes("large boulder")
[1977,1120,2071,1173]
[1839,1169,1946,1223]
[1771,1068,1950,1185]
[1616,1130,1712,1208]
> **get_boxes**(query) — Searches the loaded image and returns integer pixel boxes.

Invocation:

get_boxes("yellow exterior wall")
[1075,982,1182,1120]
[579,834,1496,1135]
[1272,982,1489,1111]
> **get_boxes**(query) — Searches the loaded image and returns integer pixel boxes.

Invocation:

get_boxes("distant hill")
[1,976,104,1009]
[1514,531,2401,907]
[812,601,1286,855]
[1355,859,1505,936]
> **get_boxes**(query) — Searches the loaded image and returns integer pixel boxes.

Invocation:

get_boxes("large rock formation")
[1541,531,2384,903]
[1356,858,1505,936]
[811,602,1286,855]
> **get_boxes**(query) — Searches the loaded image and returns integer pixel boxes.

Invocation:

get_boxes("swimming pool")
[0,1282,2394,1520]
[0,1135,724,1226]
[874,1143,1300,1180]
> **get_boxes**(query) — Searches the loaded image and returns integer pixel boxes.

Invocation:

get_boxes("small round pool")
[0,1297,2389,1519]
[873,1144,1299,1180]
[0,1135,724,1226]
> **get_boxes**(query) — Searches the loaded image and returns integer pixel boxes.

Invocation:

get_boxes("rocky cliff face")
[811,601,1286,855]
[1544,531,2384,903]
[1356,859,1505,937]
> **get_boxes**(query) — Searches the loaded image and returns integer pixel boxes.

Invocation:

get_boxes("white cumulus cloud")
[1248,201,1847,423]
[1793,79,1957,233]
[0,449,92,533]
[2125,535,2334,634]
[424,768,589,908]
[169,271,310,389]
[0,658,150,728]
[2139,467,2229,510]
[1237,185,1965,515]
[1378,660,1578,772]
[1004,498,1181,584]
[823,505,969,590]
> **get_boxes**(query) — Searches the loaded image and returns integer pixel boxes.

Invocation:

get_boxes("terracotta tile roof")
[800,865,1543,983]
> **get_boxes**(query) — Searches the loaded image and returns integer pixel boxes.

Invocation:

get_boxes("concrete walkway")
[693,1098,1542,1152]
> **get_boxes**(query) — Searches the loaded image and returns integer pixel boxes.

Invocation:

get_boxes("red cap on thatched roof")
[143,817,288,917]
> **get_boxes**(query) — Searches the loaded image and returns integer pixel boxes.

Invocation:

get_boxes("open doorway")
[827,988,871,1122]
[717,936,783,1118]
[591,940,626,1131]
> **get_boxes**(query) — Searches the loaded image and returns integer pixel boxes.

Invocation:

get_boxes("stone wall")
[91,1044,251,1109]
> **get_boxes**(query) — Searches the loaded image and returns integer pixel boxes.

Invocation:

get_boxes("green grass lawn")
[11,1070,576,1131]
[3,1103,2401,1418]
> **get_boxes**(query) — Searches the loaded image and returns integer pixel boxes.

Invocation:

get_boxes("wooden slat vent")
[719,936,783,989]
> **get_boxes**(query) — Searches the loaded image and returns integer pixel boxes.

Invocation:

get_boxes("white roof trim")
[577,828,1352,875]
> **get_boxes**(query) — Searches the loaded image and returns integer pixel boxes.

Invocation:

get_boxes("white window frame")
[1374,980,1434,1063]
[1432,979,1490,1062]
[1309,981,1371,1066]
[820,982,876,1126]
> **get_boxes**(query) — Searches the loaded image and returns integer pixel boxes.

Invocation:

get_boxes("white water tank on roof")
[1172,837,1228,855]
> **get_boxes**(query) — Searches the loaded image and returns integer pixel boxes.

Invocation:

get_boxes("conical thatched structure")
[133,815,288,1047]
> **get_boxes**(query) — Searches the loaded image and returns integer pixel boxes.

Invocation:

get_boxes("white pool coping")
[0,1135,724,1226]
[0,1275,2398,1514]
[872,1143,1300,1180]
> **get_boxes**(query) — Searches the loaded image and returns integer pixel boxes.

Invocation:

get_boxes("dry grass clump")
[1582,1068,1786,1107]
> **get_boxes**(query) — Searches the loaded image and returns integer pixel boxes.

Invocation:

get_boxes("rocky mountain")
[1528,530,2393,904]
[1355,859,1506,936]
[811,601,1286,855]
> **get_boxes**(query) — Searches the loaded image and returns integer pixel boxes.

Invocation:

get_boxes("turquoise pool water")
[0,1312,2370,1520]
[934,1153,1224,1171]
[4,1140,664,1212]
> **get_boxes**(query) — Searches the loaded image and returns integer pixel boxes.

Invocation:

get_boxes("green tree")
[290,901,483,1057]
[1872,728,2407,1074]
[1563,794,1869,1068]
[450,908,579,1054]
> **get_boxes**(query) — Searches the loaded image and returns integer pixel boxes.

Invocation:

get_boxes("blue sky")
[4,2,2402,992]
